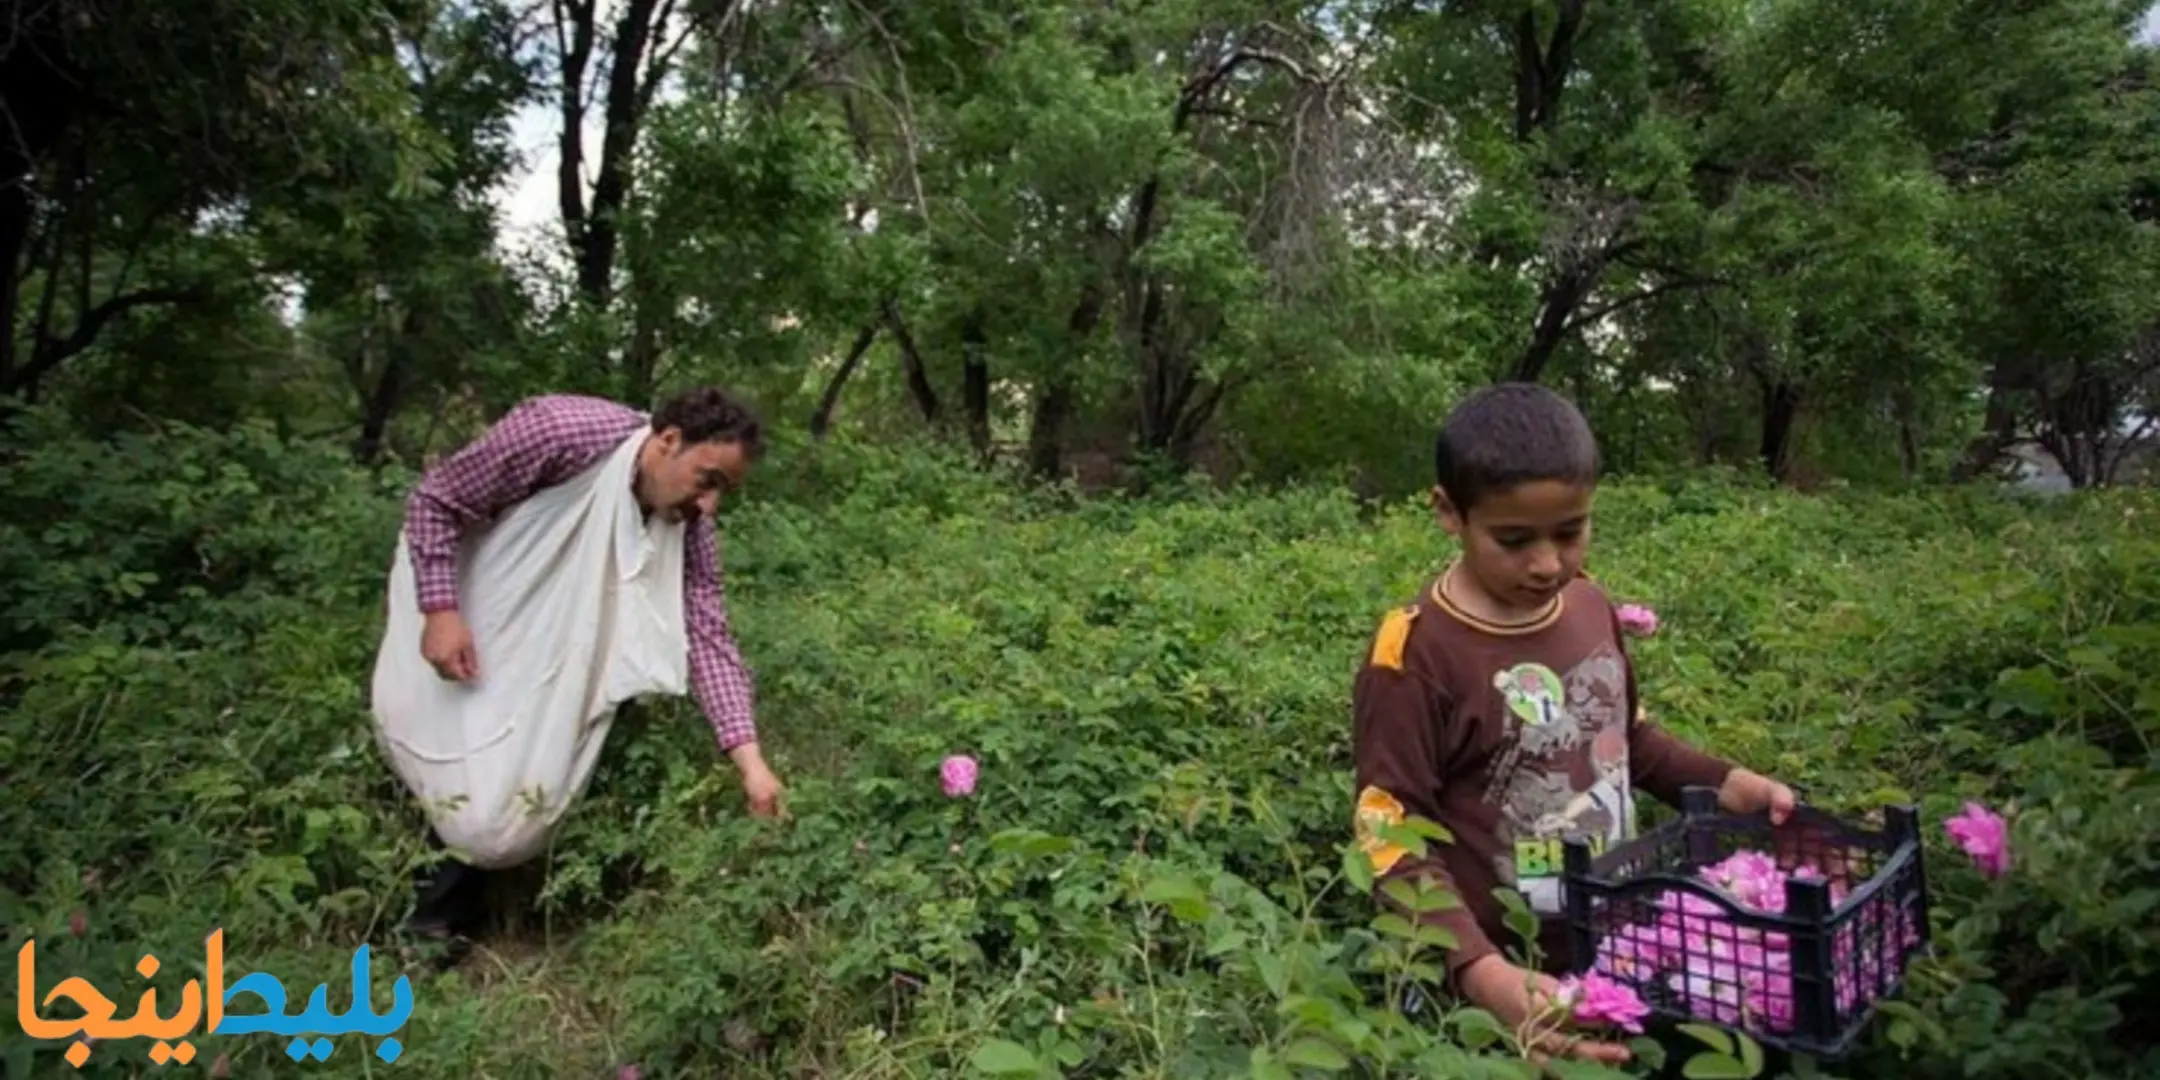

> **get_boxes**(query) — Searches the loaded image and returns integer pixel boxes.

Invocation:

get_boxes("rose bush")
[0,425,2152,1078]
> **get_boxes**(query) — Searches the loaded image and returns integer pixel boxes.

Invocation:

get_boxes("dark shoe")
[392,925,473,974]
[401,831,490,965]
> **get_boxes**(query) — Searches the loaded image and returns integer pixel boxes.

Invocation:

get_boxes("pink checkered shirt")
[400,394,759,752]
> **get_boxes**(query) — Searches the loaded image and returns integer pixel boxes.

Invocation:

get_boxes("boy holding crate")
[1351,382,1796,1066]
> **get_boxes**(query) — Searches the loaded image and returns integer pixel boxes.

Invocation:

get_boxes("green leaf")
[1681,1052,1754,1080]
[1547,1062,1634,1080]
[1404,817,1455,843]
[1451,1007,1509,1050]
[1140,874,1213,922]
[1736,1031,1764,1076]
[1372,913,1416,940]
[1248,1047,1295,1080]
[1342,845,1374,892]
[1676,1023,1736,1057]
[991,828,1076,859]
[1887,1018,1917,1049]
[1283,1038,1350,1071]
[1627,1037,1669,1071]
[1380,877,1462,915]
[1411,923,1459,950]
[970,1039,1042,1076]
[1206,927,1249,956]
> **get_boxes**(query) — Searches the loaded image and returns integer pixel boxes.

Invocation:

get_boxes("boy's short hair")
[1433,382,1601,513]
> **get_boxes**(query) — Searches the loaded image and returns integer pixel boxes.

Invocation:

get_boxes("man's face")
[639,429,750,522]
[1433,479,1594,615]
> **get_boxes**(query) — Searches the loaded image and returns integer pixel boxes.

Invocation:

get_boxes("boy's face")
[1432,479,1595,615]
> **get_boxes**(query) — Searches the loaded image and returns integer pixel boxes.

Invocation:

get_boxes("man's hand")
[1718,767,1798,825]
[1457,955,1633,1066]
[730,743,786,818]
[421,610,479,682]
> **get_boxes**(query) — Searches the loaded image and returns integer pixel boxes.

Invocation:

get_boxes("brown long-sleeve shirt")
[1351,570,1736,983]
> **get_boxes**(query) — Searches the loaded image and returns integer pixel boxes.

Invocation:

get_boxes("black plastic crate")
[1559,786,1932,1062]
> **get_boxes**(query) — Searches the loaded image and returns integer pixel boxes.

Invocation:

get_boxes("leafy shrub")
[1,420,2153,1078]
[1865,737,2160,1080]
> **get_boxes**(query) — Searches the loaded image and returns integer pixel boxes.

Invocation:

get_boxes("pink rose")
[940,754,979,798]
[1701,850,1785,911]
[1556,971,1651,1034]
[1616,603,1659,637]
[1944,801,2011,878]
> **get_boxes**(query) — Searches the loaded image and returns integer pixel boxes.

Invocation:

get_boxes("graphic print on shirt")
[1483,646,1636,913]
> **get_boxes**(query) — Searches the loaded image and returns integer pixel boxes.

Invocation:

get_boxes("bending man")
[373,386,783,948]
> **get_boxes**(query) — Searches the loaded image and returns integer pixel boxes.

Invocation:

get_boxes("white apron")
[369,428,690,868]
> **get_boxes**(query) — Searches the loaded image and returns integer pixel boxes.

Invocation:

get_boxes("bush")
[1,419,2154,1078]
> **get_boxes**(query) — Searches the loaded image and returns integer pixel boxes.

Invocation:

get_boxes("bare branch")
[838,0,932,230]
[1568,274,1727,331]
[1178,46,1312,129]
[8,286,207,394]
[636,0,696,117]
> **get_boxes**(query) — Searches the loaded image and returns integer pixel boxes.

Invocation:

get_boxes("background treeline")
[3,0,2155,491]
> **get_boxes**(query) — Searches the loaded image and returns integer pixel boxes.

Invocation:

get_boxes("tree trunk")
[555,0,669,310]
[1512,272,1585,383]
[354,309,418,465]
[621,238,676,405]
[576,0,663,304]
[1949,356,2023,481]
[0,3,79,389]
[961,311,991,462]
[1499,0,1622,387]
[880,298,941,423]
[809,323,879,438]
[1759,379,1802,483]
[1032,275,1110,479]
[1027,378,1072,480]
[1894,390,1921,480]
[1513,0,1586,142]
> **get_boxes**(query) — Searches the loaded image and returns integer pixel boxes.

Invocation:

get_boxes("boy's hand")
[1718,767,1797,825]
[1457,955,1633,1066]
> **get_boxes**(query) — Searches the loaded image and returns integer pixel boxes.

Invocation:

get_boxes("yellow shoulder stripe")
[1368,605,1419,672]
[1355,785,1409,875]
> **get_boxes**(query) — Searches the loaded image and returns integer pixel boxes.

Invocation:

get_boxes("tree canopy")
[5,0,2157,487]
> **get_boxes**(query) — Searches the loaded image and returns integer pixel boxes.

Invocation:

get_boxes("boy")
[1351,383,1795,1066]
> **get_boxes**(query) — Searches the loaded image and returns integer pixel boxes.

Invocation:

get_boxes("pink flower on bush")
[940,754,979,798]
[1556,971,1651,1033]
[1616,603,1659,637]
[1944,802,2011,878]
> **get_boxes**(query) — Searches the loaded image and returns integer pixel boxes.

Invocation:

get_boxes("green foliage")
[2,427,2154,1077]
[16,0,2160,491]
[6,0,2160,1075]
[1867,738,2160,1078]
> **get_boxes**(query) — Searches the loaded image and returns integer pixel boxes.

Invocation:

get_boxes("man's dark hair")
[652,386,766,459]
[1433,382,1600,513]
